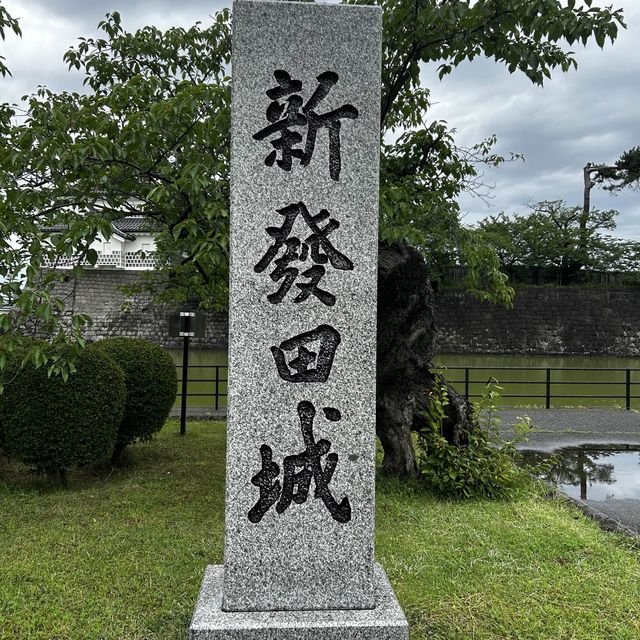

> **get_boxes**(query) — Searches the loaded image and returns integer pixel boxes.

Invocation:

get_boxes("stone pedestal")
[189,564,407,640]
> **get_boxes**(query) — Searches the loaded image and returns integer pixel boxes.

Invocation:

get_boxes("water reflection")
[522,446,640,500]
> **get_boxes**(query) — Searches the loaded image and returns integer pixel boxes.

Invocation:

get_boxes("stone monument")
[189,1,408,637]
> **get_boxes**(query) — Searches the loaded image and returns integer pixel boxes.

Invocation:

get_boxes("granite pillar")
[189,1,408,636]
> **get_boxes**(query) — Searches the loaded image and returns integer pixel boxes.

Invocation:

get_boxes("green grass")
[1,420,639,639]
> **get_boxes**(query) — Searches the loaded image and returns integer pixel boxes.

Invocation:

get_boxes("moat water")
[166,349,640,409]
[435,353,640,409]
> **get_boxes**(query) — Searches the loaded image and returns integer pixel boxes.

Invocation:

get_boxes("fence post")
[215,365,220,411]
[180,335,190,435]
[545,368,551,409]
[626,368,631,411]
[464,367,470,401]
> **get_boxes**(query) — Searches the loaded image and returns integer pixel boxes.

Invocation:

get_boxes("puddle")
[521,445,640,501]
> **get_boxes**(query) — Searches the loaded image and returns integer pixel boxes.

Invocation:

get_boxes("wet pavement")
[499,408,640,536]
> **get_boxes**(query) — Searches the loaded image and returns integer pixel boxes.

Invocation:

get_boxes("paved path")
[582,499,640,536]
[499,408,640,536]
[170,407,227,420]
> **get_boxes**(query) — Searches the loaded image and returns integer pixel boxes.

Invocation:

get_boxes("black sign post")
[168,311,206,435]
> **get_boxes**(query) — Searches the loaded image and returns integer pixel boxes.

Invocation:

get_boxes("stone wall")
[48,274,640,356]
[434,286,640,356]
[50,269,228,349]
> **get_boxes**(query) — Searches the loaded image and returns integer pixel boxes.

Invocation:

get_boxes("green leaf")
[86,248,99,266]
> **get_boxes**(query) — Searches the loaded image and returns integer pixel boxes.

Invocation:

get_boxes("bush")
[94,338,177,460]
[0,336,44,450]
[416,377,532,499]
[0,342,126,478]
[0,342,24,454]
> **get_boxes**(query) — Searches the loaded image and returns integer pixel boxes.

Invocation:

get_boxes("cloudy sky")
[1,0,638,236]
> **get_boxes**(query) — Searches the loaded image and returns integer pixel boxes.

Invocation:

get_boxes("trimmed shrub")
[0,342,126,477]
[0,336,42,452]
[94,338,177,460]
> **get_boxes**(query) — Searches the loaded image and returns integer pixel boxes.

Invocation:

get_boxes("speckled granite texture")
[189,564,408,639]
[222,0,383,613]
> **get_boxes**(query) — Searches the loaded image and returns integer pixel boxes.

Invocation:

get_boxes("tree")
[582,146,640,249]
[373,0,624,475]
[0,1,626,475]
[474,213,530,270]
[477,200,640,284]
[591,146,640,193]
[0,1,21,78]
[0,11,232,384]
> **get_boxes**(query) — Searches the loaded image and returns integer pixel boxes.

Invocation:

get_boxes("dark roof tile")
[44,216,160,235]
[113,216,162,233]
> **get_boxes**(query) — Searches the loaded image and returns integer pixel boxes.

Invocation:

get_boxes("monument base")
[188,564,409,639]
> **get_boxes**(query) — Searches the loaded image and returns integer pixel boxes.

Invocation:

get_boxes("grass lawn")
[1,419,639,640]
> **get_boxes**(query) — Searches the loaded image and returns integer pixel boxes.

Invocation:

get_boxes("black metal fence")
[175,363,640,411]
[435,365,640,410]
[175,364,228,410]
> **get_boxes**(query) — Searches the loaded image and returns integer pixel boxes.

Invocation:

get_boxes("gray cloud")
[1,0,231,103]
[423,3,640,237]
[7,0,228,28]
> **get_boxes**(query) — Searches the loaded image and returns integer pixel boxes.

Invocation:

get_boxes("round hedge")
[94,338,177,451]
[0,343,126,473]
[0,337,42,452]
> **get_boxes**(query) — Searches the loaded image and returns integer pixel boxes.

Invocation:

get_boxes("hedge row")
[0,338,177,478]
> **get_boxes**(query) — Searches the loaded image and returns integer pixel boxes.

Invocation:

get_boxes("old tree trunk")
[376,242,475,477]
